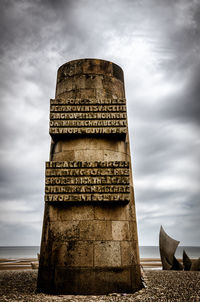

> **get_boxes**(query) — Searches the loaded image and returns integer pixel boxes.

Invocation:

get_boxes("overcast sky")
[0,0,199,247]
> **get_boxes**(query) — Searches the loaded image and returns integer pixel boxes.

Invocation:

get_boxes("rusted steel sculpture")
[183,250,200,271]
[159,226,183,270]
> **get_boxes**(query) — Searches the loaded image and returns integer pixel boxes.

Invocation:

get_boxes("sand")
[0,258,38,270]
[0,258,162,270]
[0,269,199,302]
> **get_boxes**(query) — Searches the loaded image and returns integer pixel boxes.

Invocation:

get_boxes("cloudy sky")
[0,0,199,247]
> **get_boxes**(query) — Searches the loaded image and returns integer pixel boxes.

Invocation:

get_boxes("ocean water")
[139,246,200,259]
[0,246,40,259]
[0,246,199,259]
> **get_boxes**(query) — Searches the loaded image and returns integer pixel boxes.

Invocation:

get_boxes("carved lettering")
[50,98,126,105]
[46,161,129,168]
[45,176,129,185]
[49,98,128,136]
[50,127,127,134]
[50,120,127,127]
[45,168,129,177]
[45,193,129,202]
[45,161,130,204]
[45,185,130,194]
[50,112,127,120]
[51,105,126,112]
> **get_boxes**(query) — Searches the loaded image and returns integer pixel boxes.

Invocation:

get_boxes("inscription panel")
[49,98,127,136]
[45,161,130,204]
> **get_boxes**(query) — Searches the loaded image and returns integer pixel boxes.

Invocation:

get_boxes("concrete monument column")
[37,58,142,294]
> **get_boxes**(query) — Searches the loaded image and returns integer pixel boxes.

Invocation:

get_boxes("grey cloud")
[0,222,42,246]
[160,64,200,125]
[0,0,199,246]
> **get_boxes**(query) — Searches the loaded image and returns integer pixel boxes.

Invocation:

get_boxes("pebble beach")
[0,269,199,302]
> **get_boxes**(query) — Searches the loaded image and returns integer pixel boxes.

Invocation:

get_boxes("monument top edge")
[57,58,124,83]
[58,58,123,68]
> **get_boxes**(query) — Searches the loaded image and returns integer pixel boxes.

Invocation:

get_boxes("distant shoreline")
[0,258,38,270]
[0,245,199,271]
[0,257,164,270]
[0,245,199,259]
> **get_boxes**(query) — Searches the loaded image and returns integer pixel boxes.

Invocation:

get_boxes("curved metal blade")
[183,250,192,271]
[159,225,180,270]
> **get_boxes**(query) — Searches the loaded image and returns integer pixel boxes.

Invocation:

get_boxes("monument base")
[37,265,142,295]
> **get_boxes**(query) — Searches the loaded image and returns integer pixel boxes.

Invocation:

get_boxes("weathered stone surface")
[94,241,121,267]
[37,58,142,294]
[65,241,94,267]
[60,137,130,154]
[57,205,94,221]
[112,221,130,240]
[94,204,129,220]
[79,220,112,240]
[48,205,57,222]
[49,221,80,241]
[121,241,136,266]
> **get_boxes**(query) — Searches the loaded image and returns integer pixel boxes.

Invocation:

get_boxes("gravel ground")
[0,270,199,302]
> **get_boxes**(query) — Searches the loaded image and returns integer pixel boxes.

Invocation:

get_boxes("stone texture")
[94,204,129,221]
[53,150,75,161]
[112,221,130,241]
[57,205,94,221]
[94,241,121,267]
[74,149,104,161]
[49,221,80,241]
[48,205,58,222]
[64,241,94,267]
[79,220,112,241]
[121,241,136,266]
[103,150,129,161]
[37,58,142,295]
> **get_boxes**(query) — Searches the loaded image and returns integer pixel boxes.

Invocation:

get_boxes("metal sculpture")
[183,250,200,271]
[159,226,183,270]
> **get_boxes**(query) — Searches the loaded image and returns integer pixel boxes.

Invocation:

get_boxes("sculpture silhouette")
[159,226,183,270]
[183,250,192,270]
[183,250,200,271]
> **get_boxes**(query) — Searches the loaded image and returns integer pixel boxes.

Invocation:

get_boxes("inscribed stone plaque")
[49,98,127,136]
[45,161,130,204]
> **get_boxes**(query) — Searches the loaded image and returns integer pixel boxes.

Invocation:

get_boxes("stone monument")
[37,58,142,294]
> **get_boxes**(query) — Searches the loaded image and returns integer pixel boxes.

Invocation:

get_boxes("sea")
[139,246,200,259]
[0,246,199,259]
